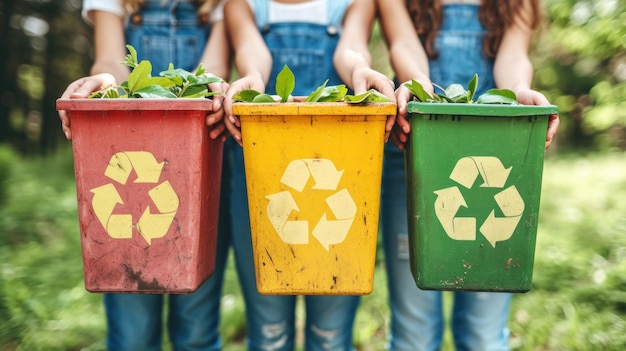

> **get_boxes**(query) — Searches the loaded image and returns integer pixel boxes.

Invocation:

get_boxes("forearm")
[388,43,430,84]
[333,0,376,89]
[333,48,372,89]
[90,61,129,84]
[493,0,536,93]
[225,0,271,86]
[377,0,429,85]
[199,20,231,80]
[494,52,534,92]
[493,14,558,150]
[234,45,271,85]
[91,10,128,82]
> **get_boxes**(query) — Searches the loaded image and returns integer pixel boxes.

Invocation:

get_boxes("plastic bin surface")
[56,99,223,293]
[234,102,396,295]
[406,102,557,292]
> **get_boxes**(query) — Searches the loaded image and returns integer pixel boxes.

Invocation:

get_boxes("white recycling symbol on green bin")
[433,156,525,248]
[265,159,357,251]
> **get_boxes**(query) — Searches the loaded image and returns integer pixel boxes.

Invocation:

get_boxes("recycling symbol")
[433,156,524,248]
[90,151,179,245]
[266,159,356,251]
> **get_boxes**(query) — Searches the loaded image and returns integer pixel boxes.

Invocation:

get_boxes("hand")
[392,79,434,149]
[57,73,117,140]
[223,75,266,146]
[205,80,230,141]
[514,87,560,150]
[390,123,409,150]
[545,114,559,150]
[350,66,396,142]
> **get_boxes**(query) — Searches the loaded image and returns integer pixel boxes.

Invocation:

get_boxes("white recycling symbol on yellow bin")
[90,151,179,245]
[433,156,524,248]
[266,159,356,251]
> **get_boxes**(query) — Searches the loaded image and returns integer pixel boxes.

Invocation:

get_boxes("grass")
[508,152,626,350]
[0,145,625,350]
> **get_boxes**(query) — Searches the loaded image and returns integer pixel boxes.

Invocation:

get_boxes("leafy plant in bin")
[88,45,224,99]
[233,65,391,103]
[404,73,519,104]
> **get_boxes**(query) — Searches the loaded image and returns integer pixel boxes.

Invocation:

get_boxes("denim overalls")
[104,2,227,351]
[254,0,347,95]
[125,0,210,73]
[222,1,359,350]
[382,5,511,351]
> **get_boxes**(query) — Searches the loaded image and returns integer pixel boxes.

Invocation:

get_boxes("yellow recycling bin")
[234,102,395,295]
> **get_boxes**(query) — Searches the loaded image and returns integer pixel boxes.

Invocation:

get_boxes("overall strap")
[139,0,185,12]
[252,0,350,29]
[251,0,270,30]
[326,0,351,28]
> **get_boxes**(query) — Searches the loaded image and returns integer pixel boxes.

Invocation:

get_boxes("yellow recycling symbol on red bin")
[266,159,356,251]
[433,156,524,248]
[90,151,179,245]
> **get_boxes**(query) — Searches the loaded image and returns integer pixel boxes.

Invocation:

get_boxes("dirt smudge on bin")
[505,257,513,270]
[122,264,165,292]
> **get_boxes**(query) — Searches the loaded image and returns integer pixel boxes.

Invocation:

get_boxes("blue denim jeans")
[104,2,227,351]
[382,5,511,351]
[224,1,359,350]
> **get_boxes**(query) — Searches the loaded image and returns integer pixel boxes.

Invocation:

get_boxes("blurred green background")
[1,0,625,350]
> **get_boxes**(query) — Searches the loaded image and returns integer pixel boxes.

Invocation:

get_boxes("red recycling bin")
[56,99,223,293]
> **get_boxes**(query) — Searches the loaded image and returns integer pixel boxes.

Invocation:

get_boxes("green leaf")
[467,74,478,102]
[403,80,432,102]
[105,88,122,98]
[134,77,178,92]
[436,93,453,103]
[233,89,262,102]
[344,89,391,103]
[160,68,193,81]
[133,85,178,98]
[87,87,119,99]
[305,80,329,102]
[195,63,206,76]
[316,85,348,102]
[454,95,470,103]
[275,65,295,102]
[444,84,467,102]
[169,86,183,97]
[476,89,518,104]
[180,84,209,98]
[122,44,138,68]
[187,74,199,85]
[182,91,210,99]
[88,91,103,99]
[127,60,153,92]
[203,91,221,98]
[252,94,277,103]
[194,74,223,86]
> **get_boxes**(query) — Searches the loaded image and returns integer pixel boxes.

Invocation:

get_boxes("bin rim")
[233,101,396,116]
[56,98,214,111]
[407,102,558,117]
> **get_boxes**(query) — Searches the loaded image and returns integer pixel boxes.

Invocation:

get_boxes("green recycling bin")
[406,102,557,292]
